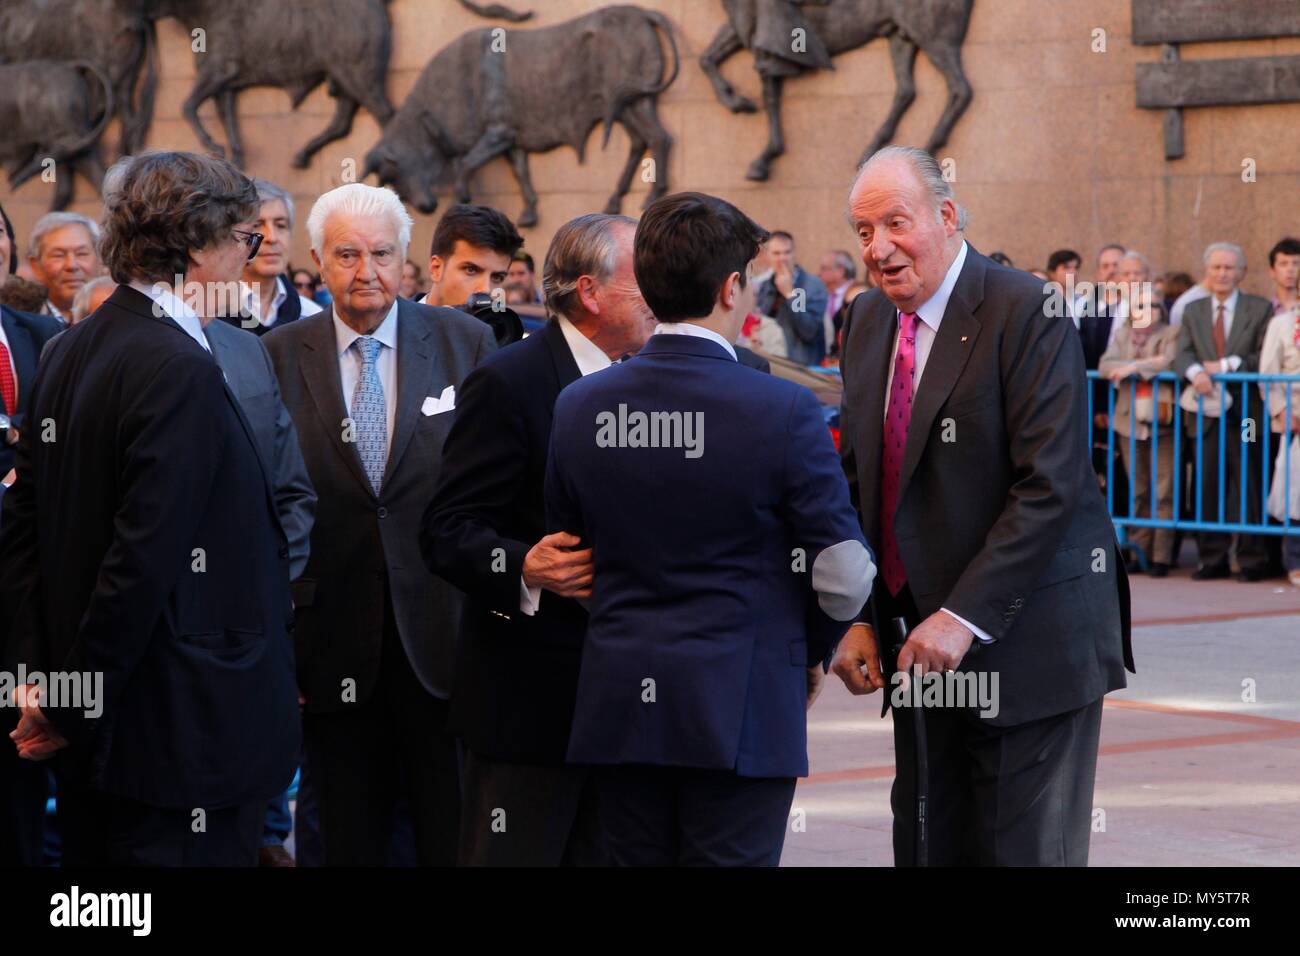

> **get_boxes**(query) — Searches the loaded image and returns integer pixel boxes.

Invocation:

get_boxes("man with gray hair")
[422,212,653,865]
[818,248,858,357]
[1173,241,1273,580]
[228,178,322,337]
[0,150,301,866]
[26,211,103,324]
[264,182,496,865]
[832,145,1133,865]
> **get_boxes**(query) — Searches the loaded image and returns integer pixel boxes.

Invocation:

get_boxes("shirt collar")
[557,314,613,376]
[653,321,738,360]
[241,275,288,327]
[334,299,399,358]
[1212,289,1239,313]
[45,300,66,321]
[908,240,968,331]
[128,280,211,353]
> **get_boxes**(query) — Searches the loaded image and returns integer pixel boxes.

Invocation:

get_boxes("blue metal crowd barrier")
[1086,370,1300,555]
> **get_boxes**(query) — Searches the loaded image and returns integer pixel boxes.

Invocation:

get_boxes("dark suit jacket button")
[377,506,389,519]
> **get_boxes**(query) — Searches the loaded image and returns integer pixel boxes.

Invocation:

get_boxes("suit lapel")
[382,299,436,486]
[300,310,376,497]
[895,249,985,502]
[844,293,895,543]
[1225,297,1258,357]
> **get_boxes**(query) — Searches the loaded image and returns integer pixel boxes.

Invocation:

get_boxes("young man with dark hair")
[544,192,875,866]
[1267,236,1300,314]
[1046,249,1081,289]
[425,204,524,309]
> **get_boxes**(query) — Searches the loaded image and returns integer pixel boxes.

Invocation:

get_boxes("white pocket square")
[421,386,456,416]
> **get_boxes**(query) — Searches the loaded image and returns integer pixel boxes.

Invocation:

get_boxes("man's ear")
[721,271,741,312]
[310,248,323,272]
[428,255,444,284]
[576,274,600,316]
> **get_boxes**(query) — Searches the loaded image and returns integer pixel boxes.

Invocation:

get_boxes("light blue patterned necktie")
[351,335,388,493]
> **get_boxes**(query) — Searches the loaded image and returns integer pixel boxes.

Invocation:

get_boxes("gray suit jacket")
[264,298,496,708]
[840,246,1133,728]
[1173,291,1271,432]
[204,319,316,581]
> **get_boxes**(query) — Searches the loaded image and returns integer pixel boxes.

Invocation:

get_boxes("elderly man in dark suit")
[1172,242,1273,581]
[0,150,301,866]
[264,183,496,866]
[423,212,655,866]
[832,146,1134,866]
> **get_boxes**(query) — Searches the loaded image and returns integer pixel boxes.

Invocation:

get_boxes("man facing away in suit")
[423,213,654,866]
[1173,242,1273,581]
[831,146,1134,866]
[264,183,496,865]
[546,192,876,866]
[0,150,301,865]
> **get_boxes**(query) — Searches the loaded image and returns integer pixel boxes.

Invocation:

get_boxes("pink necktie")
[880,311,919,596]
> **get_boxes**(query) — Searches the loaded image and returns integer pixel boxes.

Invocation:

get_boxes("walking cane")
[891,616,928,867]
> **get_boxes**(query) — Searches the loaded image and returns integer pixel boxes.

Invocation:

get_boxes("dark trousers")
[302,599,460,866]
[1190,415,1268,571]
[594,764,796,866]
[0,709,48,866]
[57,779,262,866]
[880,584,1105,866]
[458,750,606,866]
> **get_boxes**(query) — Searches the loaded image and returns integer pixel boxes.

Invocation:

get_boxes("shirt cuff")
[519,577,541,617]
[1226,355,1242,372]
[1186,363,1205,382]
[941,607,995,644]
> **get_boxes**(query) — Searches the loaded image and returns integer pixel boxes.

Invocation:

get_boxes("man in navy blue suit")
[545,192,876,866]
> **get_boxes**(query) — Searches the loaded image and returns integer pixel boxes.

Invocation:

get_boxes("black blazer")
[422,319,589,764]
[840,247,1134,728]
[0,286,299,808]
[0,306,62,475]
[264,299,496,711]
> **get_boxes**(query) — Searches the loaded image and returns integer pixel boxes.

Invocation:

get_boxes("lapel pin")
[960,336,969,343]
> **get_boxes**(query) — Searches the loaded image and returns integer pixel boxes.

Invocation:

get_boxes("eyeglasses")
[294,281,313,291]
[232,229,264,261]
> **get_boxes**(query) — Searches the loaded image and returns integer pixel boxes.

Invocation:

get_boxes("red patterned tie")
[0,341,16,418]
[880,311,919,596]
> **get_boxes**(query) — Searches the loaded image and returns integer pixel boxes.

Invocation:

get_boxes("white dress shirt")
[557,313,613,376]
[520,315,617,616]
[241,275,323,329]
[1185,289,1244,381]
[653,321,738,360]
[129,280,212,354]
[334,300,398,444]
[878,241,993,645]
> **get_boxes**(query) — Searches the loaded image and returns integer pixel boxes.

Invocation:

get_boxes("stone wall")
[4,0,1300,295]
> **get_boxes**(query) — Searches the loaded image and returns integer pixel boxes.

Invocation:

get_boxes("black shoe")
[1148,562,1170,578]
[1236,568,1271,582]
[1191,564,1230,581]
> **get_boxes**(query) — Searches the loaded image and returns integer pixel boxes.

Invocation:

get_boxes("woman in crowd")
[1099,294,1179,576]
[1260,303,1300,587]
